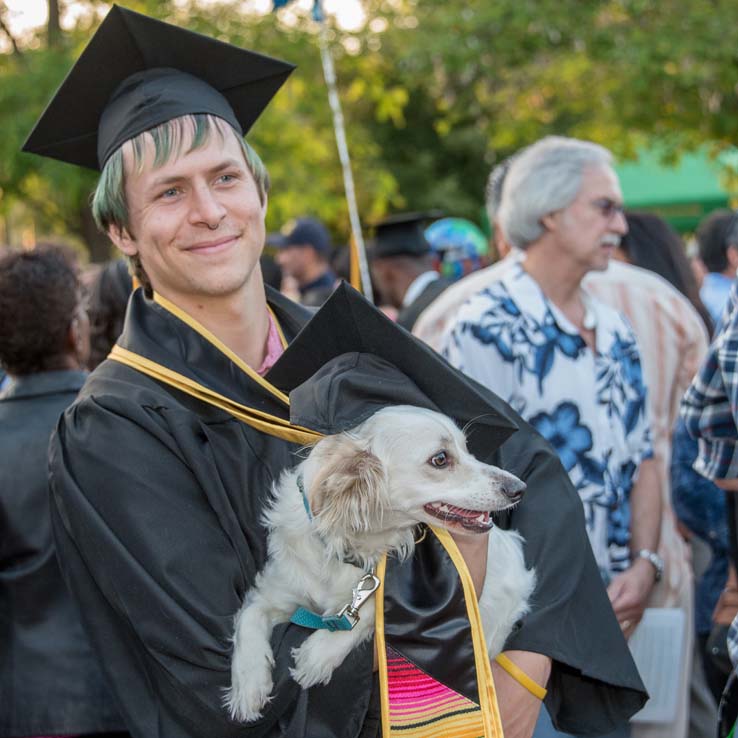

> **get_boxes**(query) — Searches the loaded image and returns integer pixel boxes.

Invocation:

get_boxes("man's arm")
[607,456,661,638]
[492,651,551,738]
[682,288,738,482]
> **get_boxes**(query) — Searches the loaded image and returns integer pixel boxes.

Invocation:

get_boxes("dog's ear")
[308,434,389,534]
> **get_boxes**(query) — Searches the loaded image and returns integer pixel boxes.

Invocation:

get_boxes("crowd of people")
[4,6,738,738]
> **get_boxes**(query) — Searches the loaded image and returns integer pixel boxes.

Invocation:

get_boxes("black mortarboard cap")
[267,283,518,460]
[22,5,295,170]
[371,211,442,259]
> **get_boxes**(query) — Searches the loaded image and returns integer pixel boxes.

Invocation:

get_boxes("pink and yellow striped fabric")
[385,645,485,738]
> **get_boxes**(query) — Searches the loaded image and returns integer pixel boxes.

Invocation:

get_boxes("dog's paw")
[224,652,274,722]
[290,631,345,688]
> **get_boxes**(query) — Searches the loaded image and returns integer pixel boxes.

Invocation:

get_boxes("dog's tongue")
[424,501,494,532]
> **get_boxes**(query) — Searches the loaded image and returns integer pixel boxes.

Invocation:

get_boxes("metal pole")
[317,19,374,303]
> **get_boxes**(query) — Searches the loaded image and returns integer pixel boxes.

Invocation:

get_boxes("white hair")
[485,155,516,223]
[497,136,613,250]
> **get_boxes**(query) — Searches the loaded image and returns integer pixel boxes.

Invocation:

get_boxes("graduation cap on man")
[22,4,294,171]
[370,211,443,259]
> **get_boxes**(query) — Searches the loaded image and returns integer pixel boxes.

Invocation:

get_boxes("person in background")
[586,211,716,738]
[260,256,283,292]
[0,247,126,738]
[369,212,451,331]
[424,216,491,282]
[681,265,738,737]
[87,258,133,370]
[412,156,519,348]
[695,210,738,327]
[275,216,337,306]
[444,136,660,738]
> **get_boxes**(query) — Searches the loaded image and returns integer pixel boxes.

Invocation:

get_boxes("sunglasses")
[591,198,625,220]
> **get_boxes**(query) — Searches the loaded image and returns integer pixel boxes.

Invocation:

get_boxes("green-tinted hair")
[91,114,269,293]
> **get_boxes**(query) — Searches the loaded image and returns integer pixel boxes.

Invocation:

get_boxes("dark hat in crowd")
[281,217,331,254]
[265,232,287,249]
[22,5,294,170]
[371,211,443,259]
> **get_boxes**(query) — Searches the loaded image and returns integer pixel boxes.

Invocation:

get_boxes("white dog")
[226,405,536,722]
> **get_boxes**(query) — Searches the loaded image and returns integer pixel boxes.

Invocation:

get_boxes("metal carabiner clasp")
[350,572,381,612]
[334,571,381,630]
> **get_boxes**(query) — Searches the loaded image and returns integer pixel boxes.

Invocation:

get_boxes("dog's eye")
[429,451,449,469]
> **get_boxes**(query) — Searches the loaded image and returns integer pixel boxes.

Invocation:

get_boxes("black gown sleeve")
[494,421,648,734]
[48,392,373,737]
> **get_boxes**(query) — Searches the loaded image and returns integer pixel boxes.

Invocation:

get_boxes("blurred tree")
[344,0,738,222]
[47,0,61,47]
[3,0,738,258]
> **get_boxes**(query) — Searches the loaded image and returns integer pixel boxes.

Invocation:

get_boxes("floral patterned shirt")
[443,263,653,579]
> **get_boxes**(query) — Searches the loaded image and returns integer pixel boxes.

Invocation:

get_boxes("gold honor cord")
[107,292,320,446]
[152,292,290,403]
[108,345,321,446]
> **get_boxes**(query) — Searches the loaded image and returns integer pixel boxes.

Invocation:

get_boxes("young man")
[26,10,646,738]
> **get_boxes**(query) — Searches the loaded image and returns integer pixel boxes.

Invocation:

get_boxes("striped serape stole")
[376,526,503,738]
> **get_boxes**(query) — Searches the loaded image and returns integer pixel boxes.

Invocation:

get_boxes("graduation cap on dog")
[267,282,518,459]
[22,5,294,170]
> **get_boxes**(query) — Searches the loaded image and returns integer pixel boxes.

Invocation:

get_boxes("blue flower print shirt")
[443,264,654,580]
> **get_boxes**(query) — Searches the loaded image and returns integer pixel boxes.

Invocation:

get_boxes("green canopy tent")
[615,148,733,233]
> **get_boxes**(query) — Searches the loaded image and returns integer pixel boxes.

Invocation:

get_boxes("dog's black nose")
[502,477,526,502]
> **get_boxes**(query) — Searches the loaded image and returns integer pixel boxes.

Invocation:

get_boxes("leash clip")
[334,572,380,629]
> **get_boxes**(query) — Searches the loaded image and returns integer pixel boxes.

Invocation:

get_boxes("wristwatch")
[635,549,664,582]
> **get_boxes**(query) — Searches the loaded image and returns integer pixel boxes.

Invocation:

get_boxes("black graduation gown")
[49,285,646,738]
[48,288,377,738]
[396,276,451,331]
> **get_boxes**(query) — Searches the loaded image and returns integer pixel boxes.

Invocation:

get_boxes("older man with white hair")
[444,136,662,738]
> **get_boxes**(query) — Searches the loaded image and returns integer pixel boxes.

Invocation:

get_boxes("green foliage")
[4,0,738,257]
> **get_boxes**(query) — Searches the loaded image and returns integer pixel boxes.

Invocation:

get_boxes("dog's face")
[301,406,525,551]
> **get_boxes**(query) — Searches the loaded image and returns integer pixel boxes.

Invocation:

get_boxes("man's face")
[110,120,266,307]
[548,165,627,273]
[370,258,401,309]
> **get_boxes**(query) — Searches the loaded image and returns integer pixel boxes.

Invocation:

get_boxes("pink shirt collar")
[256,311,285,376]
